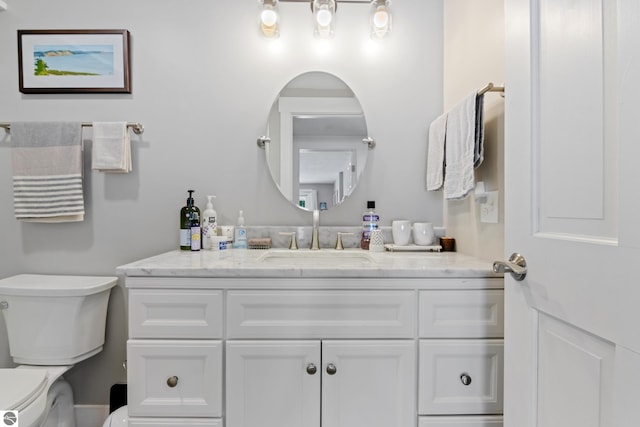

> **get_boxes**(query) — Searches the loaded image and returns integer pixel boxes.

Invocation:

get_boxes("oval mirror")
[260,71,372,212]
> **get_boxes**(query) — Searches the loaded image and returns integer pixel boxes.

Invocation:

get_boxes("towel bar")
[478,82,505,96]
[0,122,144,135]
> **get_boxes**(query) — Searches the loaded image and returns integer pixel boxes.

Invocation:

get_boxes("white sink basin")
[257,250,375,266]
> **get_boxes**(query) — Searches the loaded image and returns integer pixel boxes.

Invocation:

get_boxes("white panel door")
[225,341,320,427]
[504,0,640,425]
[321,340,416,427]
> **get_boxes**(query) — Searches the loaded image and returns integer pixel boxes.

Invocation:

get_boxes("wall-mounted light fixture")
[259,0,280,38]
[370,0,391,40]
[258,0,391,40]
[312,0,337,39]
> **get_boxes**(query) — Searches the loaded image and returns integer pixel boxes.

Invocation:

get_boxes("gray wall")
[0,0,444,404]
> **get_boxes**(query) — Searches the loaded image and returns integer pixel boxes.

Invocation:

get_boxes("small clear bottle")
[234,210,248,249]
[190,212,201,251]
[360,201,379,250]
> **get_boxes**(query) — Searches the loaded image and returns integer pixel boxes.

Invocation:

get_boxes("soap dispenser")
[180,190,200,251]
[202,195,218,250]
[234,210,248,249]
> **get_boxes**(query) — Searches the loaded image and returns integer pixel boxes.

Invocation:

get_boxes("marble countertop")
[117,249,502,279]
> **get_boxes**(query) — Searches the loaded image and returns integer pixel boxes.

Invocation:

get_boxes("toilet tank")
[0,274,118,365]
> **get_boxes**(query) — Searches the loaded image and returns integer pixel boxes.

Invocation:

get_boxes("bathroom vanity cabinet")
[119,250,504,427]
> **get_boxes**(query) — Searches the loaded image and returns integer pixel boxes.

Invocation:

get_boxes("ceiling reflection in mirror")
[263,72,369,211]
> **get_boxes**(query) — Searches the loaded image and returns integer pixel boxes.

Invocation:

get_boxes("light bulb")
[316,8,333,27]
[373,7,388,29]
[261,9,278,27]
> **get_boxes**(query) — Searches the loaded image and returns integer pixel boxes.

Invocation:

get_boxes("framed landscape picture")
[18,29,131,94]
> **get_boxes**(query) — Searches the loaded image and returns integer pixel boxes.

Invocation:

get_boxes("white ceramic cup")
[412,222,435,245]
[392,220,412,246]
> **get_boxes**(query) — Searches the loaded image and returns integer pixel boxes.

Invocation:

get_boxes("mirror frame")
[258,71,375,212]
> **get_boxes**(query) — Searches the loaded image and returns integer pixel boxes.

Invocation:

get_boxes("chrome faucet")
[310,209,320,250]
[335,232,354,250]
[279,231,298,250]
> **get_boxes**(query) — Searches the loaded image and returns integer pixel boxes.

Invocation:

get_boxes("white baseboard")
[75,404,110,427]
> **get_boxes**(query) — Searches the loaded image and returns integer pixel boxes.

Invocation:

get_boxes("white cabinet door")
[321,340,416,427]
[226,341,321,427]
[226,340,415,427]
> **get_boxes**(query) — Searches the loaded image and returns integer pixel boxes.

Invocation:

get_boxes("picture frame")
[18,29,131,94]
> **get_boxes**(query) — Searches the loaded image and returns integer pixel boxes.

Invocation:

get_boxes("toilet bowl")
[0,274,117,427]
[102,406,128,427]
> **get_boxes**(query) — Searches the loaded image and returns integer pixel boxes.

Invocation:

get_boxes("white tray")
[384,244,442,252]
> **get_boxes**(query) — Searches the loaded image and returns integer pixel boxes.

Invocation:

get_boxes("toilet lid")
[0,274,117,296]
[0,369,48,411]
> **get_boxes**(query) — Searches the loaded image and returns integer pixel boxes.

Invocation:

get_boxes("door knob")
[166,376,179,388]
[493,253,527,281]
[306,363,317,375]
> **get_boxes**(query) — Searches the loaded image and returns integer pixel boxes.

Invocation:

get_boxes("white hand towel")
[91,122,132,173]
[444,91,478,200]
[426,112,448,191]
[11,122,85,222]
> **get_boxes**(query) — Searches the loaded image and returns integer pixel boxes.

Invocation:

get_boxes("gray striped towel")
[11,122,85,222]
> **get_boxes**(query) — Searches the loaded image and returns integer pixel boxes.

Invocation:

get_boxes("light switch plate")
[480,191,499,223]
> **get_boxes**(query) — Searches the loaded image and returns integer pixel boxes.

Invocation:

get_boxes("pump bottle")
[202,195,218,250]
[234,210,248,249]
[180,190,200,250]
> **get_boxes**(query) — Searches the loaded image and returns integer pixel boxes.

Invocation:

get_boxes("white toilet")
[102,405,128,427]
[0,274,117,427]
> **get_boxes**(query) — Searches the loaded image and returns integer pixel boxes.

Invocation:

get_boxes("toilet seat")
[0,366,71,427]
[0,368,47,412]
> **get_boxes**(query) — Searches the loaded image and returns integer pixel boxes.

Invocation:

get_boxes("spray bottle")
[233,210,248,249]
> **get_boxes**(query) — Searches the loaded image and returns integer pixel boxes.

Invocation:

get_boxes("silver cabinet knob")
[166,376,179,388]
[326,363,337,375]
[306,363,317,375]
[460,373,472,386]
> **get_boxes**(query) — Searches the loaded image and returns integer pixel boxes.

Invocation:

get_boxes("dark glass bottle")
[180,190,200,250]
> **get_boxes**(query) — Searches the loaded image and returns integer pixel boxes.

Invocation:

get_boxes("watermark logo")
[0,411,18,426]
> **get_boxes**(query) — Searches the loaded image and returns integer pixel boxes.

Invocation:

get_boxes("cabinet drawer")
[127,340,223,418]
[419,340,503,415]
[226,290,416,338]
[419,290,503,338]
[419,415,503,426]
[129,289,223,339]
[129,418,222,426]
